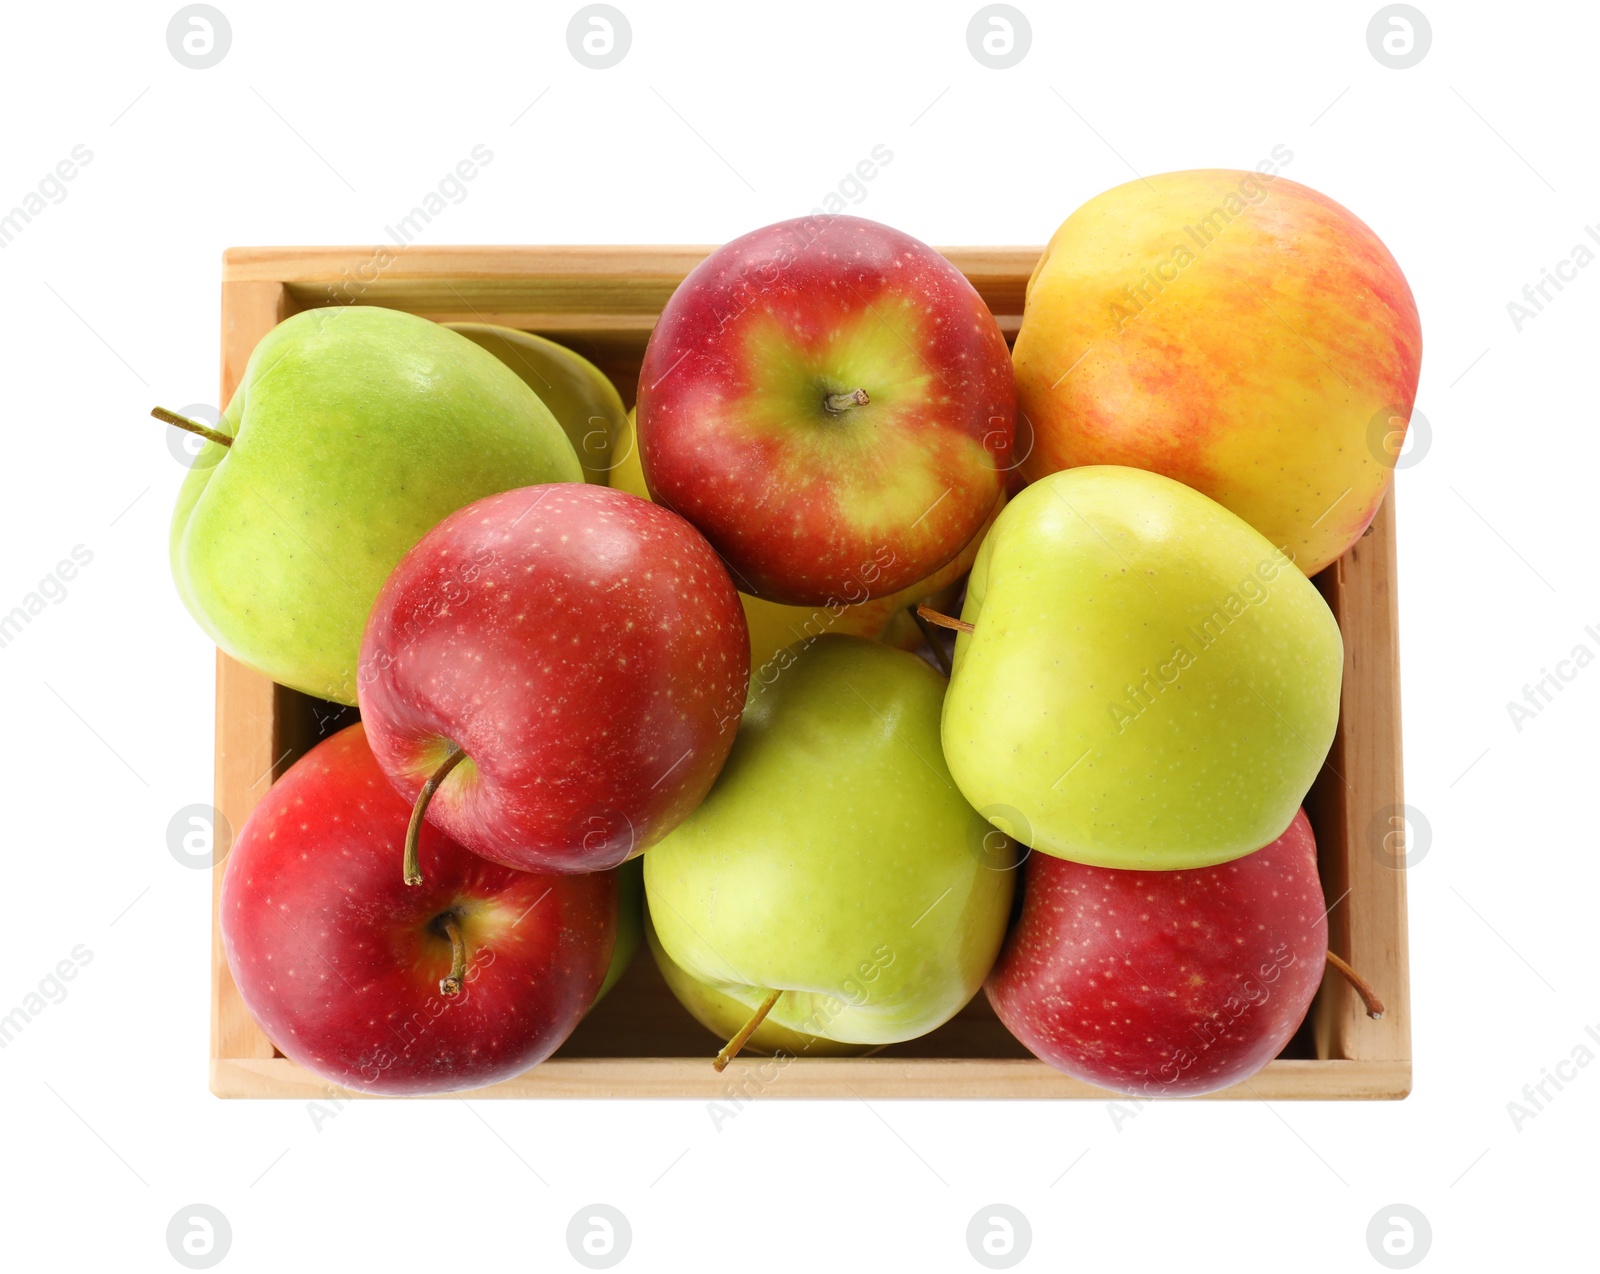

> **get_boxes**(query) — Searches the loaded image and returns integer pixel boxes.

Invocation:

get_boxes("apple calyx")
[1325,950,1385,1019]
[403,745,468,886]
[435,912,470,997]
[822,388,870,414]
[914,604,975,635]
[713,988,783,1072]
[151,406,233,448]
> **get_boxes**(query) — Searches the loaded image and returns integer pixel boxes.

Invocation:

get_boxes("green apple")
[593,856,644,1006]
[942,465,1342,871]
[644,634,1013,1047]
[169,306,582,704]
[446,322,628,485]
[644,913,868,1057]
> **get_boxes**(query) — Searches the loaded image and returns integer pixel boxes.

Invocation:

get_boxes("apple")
[447,322,629,485]
[644,913,868,1058]
[220,723,617,1096]
[167,305,583,704]
[645,634,1014,1048]
[611,406,1005,673]
[1013,169,1422,575]
[358,483,749,876]
[986,809,1327,1097]
[637,214,1014,606]
[942,466,1342,870]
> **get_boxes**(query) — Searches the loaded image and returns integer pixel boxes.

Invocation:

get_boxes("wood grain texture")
[211,1056,1412,1102]
[220,245,1040,330]
[207,246,1410,1100]
[1307,492,1412,1066]
[210,280,299,1065]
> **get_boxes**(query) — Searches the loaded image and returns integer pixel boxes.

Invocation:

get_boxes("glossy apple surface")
[171,306,582,704]
[612,406,1003,673]
[645,635,1013,1046]
[943,466,1342,870]
[637,215,1014,605]
[220,724,617,1095]
[644,914,868,1058]
[987,809,1327,1096]
[448,322,628,485]
[1013,170,1422,575]
[359,484,749,874]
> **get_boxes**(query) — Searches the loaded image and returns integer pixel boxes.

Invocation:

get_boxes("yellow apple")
[1013,170,1422,575]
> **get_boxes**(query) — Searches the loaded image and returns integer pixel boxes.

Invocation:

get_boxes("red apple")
[358,484,749,875]
[637,214,1014,606]
[986,810,1327,1096]
[220,723,616,1095]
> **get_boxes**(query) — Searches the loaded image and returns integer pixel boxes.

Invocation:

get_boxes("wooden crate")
[208,246,1411,1101]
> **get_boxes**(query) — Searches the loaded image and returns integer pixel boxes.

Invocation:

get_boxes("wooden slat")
[211,1056,1411,1102]
[220,244,1042,326]
[209,279,299,1065]
[1307,491,1411,1065]
[210,654,278,1061]
[222,244,720,284]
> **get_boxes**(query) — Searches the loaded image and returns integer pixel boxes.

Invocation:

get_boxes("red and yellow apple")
[611,407,1003,671]
[1013,170,1422,575]
[637,214,1014,605]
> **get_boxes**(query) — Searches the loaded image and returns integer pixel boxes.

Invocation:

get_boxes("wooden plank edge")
[211,1056,1411,1102]
[222,244,1045,284]
[209,653,279,1061]
[210,279,299,1065]
[1332,489,1411,1064]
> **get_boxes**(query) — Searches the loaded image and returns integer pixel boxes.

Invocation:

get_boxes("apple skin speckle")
[986,808,1327,1096]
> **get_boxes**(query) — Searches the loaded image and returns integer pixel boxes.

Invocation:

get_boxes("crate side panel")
[210,281,300,1068]
[1309,492,1410,1064]
[212,1056,1411,1101]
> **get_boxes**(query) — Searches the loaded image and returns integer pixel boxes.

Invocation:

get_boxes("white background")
[1,0,1593,1269]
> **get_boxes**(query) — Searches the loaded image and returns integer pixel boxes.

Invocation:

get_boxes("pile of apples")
[169,168,1420,1098]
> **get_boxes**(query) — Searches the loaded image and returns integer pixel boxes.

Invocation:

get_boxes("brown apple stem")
[404,746,467,887]
[151,406,233,448]
[823,388,870,414]
[713,989,783,1072]
[437,914,469,997]
[1325,950,1385,1019]
[909,604,954,676]
[915,604,975,635]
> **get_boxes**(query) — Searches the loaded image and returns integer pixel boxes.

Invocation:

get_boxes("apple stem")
[915,604,975,635]
[909,604,954,676]
[713,989,783,1072]
[437,914,469,997]
[151,406,233,448]
[1325,950,1385,1019]
[404,745,467,887]
[822,388,870,414]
